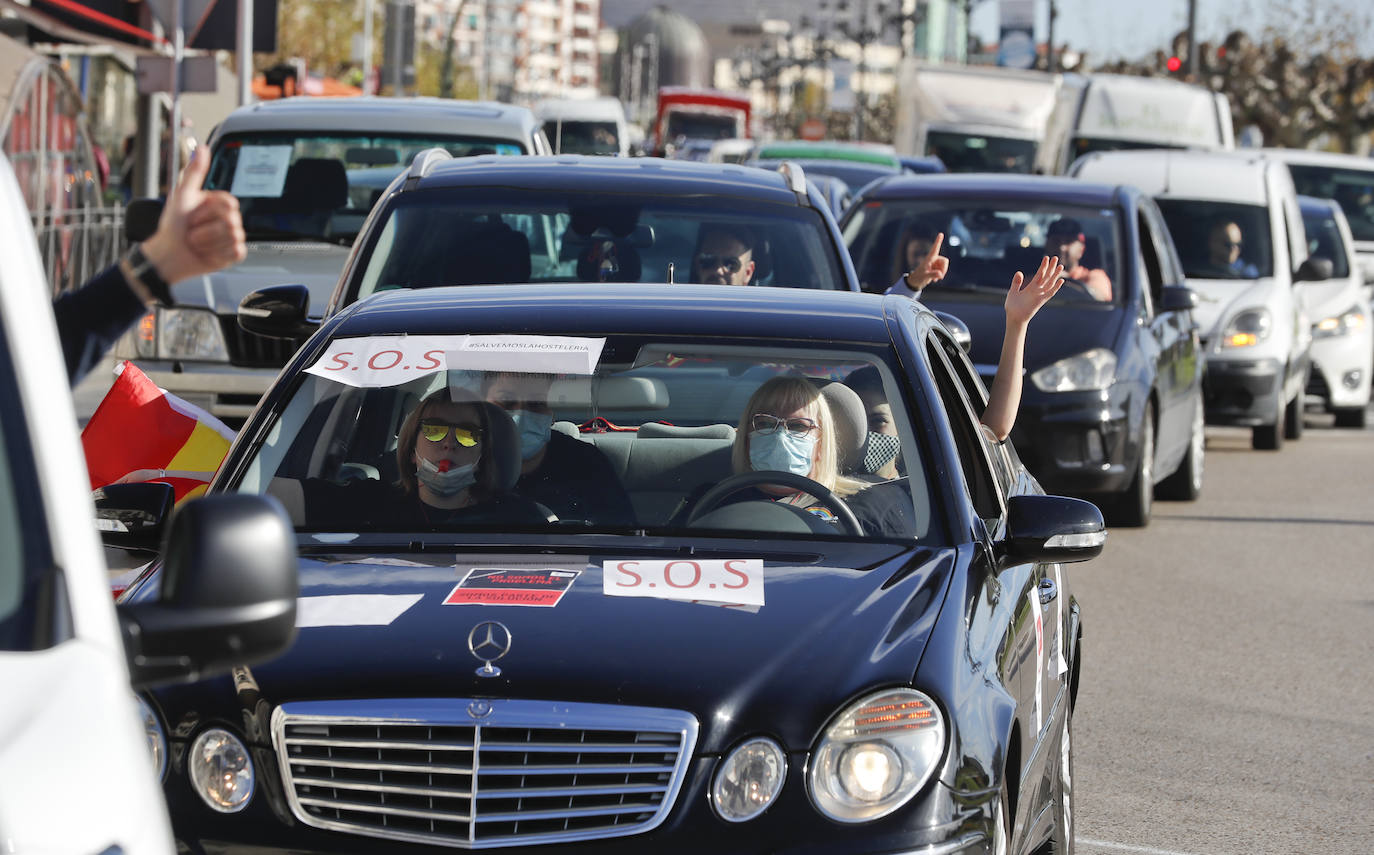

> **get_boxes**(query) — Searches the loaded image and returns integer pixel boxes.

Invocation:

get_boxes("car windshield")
[1155,199,1274,280]
[665,112,739,140]
[924,132,1036,174]
[348,188,849,300]
[1302,207,1351,279]
[206,132,526,243]
[541,120,620,156]
[1287,164,1374,243]
[843,199,1122,303]
[234,334,935,544]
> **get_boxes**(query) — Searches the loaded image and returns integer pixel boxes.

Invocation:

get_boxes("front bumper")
[1307,333,1373,410]
[1201,357,1283,426]
[1007,387,1138,498]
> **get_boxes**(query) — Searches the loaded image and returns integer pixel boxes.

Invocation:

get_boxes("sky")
[969,0,1374,62]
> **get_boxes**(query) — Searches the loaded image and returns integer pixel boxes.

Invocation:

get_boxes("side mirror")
[1159,284,1198,313]
[238,284,319,339]
[1293,256,1334,283]
[125,198,164,243]
[116,493,299,689]
[94,482,175,553]
[1002,494,1106,564]
[933,310,973,353]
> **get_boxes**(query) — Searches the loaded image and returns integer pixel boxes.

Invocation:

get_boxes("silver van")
[1071,149,1320,449]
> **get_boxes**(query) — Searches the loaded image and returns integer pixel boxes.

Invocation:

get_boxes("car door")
[924,327,1056,749]
[1138,200,1197,464]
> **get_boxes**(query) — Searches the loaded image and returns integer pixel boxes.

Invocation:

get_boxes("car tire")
[1051,712,1075,855]
[1252,395,1284,451]
[1110,401,1153,527]
[1333,406,1367,429]
[1156,391,1204,501]
[1283,386,1304,440]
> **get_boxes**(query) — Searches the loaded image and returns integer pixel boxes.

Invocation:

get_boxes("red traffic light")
[1166,56,1182,72]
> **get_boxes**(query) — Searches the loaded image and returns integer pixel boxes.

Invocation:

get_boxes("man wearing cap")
[1046,217,1112,301]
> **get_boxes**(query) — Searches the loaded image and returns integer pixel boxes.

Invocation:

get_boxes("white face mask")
[416,457,477,496]
[748,429,817,477]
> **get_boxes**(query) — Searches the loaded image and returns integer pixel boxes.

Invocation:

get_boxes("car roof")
[214,97,540,139]
[408,155,807,204]
[335,283,904,343]
[856,172,1125,206]
[1072,149,1275,203]
[1260,147,1374,172]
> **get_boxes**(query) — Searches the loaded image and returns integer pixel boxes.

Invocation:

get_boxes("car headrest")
[479,402,523,491]
[576,237,642,282]
[636,422,736,440]
[444,220,532,285]
[819,382,867,473]
[548,376,669,410]
[283,158,348,211]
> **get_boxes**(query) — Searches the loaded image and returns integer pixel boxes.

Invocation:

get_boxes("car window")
[1302,208,1351,279]
[348,188,849,301]
[1136,211,1164,318]
[844,199,1121,303]
[206,132,525,243]
[1155,199,1274,279]
[1287,164,1374,243]
[541,120,620,156]
[233,336,939,544]
[924,336,1003,525]
[923,131,1036,174]
[0,322,54,652]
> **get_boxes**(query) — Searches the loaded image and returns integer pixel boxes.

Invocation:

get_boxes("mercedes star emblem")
[468,621,512,677]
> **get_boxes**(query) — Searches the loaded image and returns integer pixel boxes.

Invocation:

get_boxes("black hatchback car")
[116,284,1104,854]
[842,174,1206,527]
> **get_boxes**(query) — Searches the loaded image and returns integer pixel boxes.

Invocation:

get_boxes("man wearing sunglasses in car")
[692,225,757,286]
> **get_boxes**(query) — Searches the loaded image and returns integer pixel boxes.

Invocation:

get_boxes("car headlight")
[808,689,946,823]
[1313,304,1367,339]
[712,737,787,822]
[1221,308,1272,348]
[129,307,230,361]
[136,695,167,780]
[1030,347,1116,392]
[189,728,255,812]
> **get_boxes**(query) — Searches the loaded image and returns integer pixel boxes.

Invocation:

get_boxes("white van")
[892,60,1066,173]
[1262,147,1374,297]
[535,96,630,157]
[1071,149,1319,449]
[0,152,297,854]
[1042,73,1234,175]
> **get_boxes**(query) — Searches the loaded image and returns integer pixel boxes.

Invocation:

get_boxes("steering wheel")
[686,471,864,536]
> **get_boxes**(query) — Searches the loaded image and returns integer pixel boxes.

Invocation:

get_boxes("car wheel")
[1252,394,1284,451]
[1283,386,1305,440]
[1052,712,1075,855]
[1110,401,1153,527]
[1333,406,1367,429]
[1155,391,1204,501]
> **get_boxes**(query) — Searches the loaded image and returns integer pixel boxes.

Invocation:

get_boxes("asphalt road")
[1071,411,1374,855]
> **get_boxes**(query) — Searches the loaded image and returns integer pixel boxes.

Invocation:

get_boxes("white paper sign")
[304,335,468,387]
[230,145,293,197]
[448,335,605,376]
[602,558,764,607]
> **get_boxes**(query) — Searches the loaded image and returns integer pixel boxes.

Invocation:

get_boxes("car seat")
[818,382,867,475]
[443,220,533,285]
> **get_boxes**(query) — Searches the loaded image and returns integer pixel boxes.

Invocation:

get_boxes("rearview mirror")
[125,198,164,243]
[1159,284,1198,312]
[1002,494,1106,564]
[117,493,298,689]
[94,482,175,553]
[238,284,318,339]
[933,311,972,353]
[1293,256,1334,283]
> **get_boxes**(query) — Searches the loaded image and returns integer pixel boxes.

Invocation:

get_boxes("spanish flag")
[81,361,236,503]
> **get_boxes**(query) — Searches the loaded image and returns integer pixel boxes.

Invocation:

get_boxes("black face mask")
[860,431,901,474]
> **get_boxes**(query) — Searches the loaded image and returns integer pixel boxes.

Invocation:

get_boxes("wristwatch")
[123,243,174,305]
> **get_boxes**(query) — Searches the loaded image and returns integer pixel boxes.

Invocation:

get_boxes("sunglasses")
[696,253,747,274]
[1220,240,1243,250]
[420,421,482,447]
[752,413,819,438]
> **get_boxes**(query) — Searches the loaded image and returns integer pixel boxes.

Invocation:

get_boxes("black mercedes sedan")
[115,284,1103,854]
[842,174,1207,527]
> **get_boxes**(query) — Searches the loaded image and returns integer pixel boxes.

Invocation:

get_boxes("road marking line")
[1079,838,1205,855]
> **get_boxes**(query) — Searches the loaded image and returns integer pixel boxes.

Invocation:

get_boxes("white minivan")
[534,96,631,157]
[0,152,298,853]
[1262,147,1374,299]
[1071,149,1320,449]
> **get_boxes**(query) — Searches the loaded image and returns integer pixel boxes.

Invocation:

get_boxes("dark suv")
[240,155,860,341]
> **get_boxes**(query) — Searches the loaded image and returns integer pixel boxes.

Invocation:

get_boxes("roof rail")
[404,147,452,190]
[777,160,812,206]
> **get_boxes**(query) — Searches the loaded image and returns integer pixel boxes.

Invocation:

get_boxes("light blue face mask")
[416,457,477,496]
[509,409,554,460]
[748,430,817,477]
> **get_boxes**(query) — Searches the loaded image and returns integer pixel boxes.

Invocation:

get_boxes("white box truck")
[1040,72,1235,174]
[893,60,1066,173]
